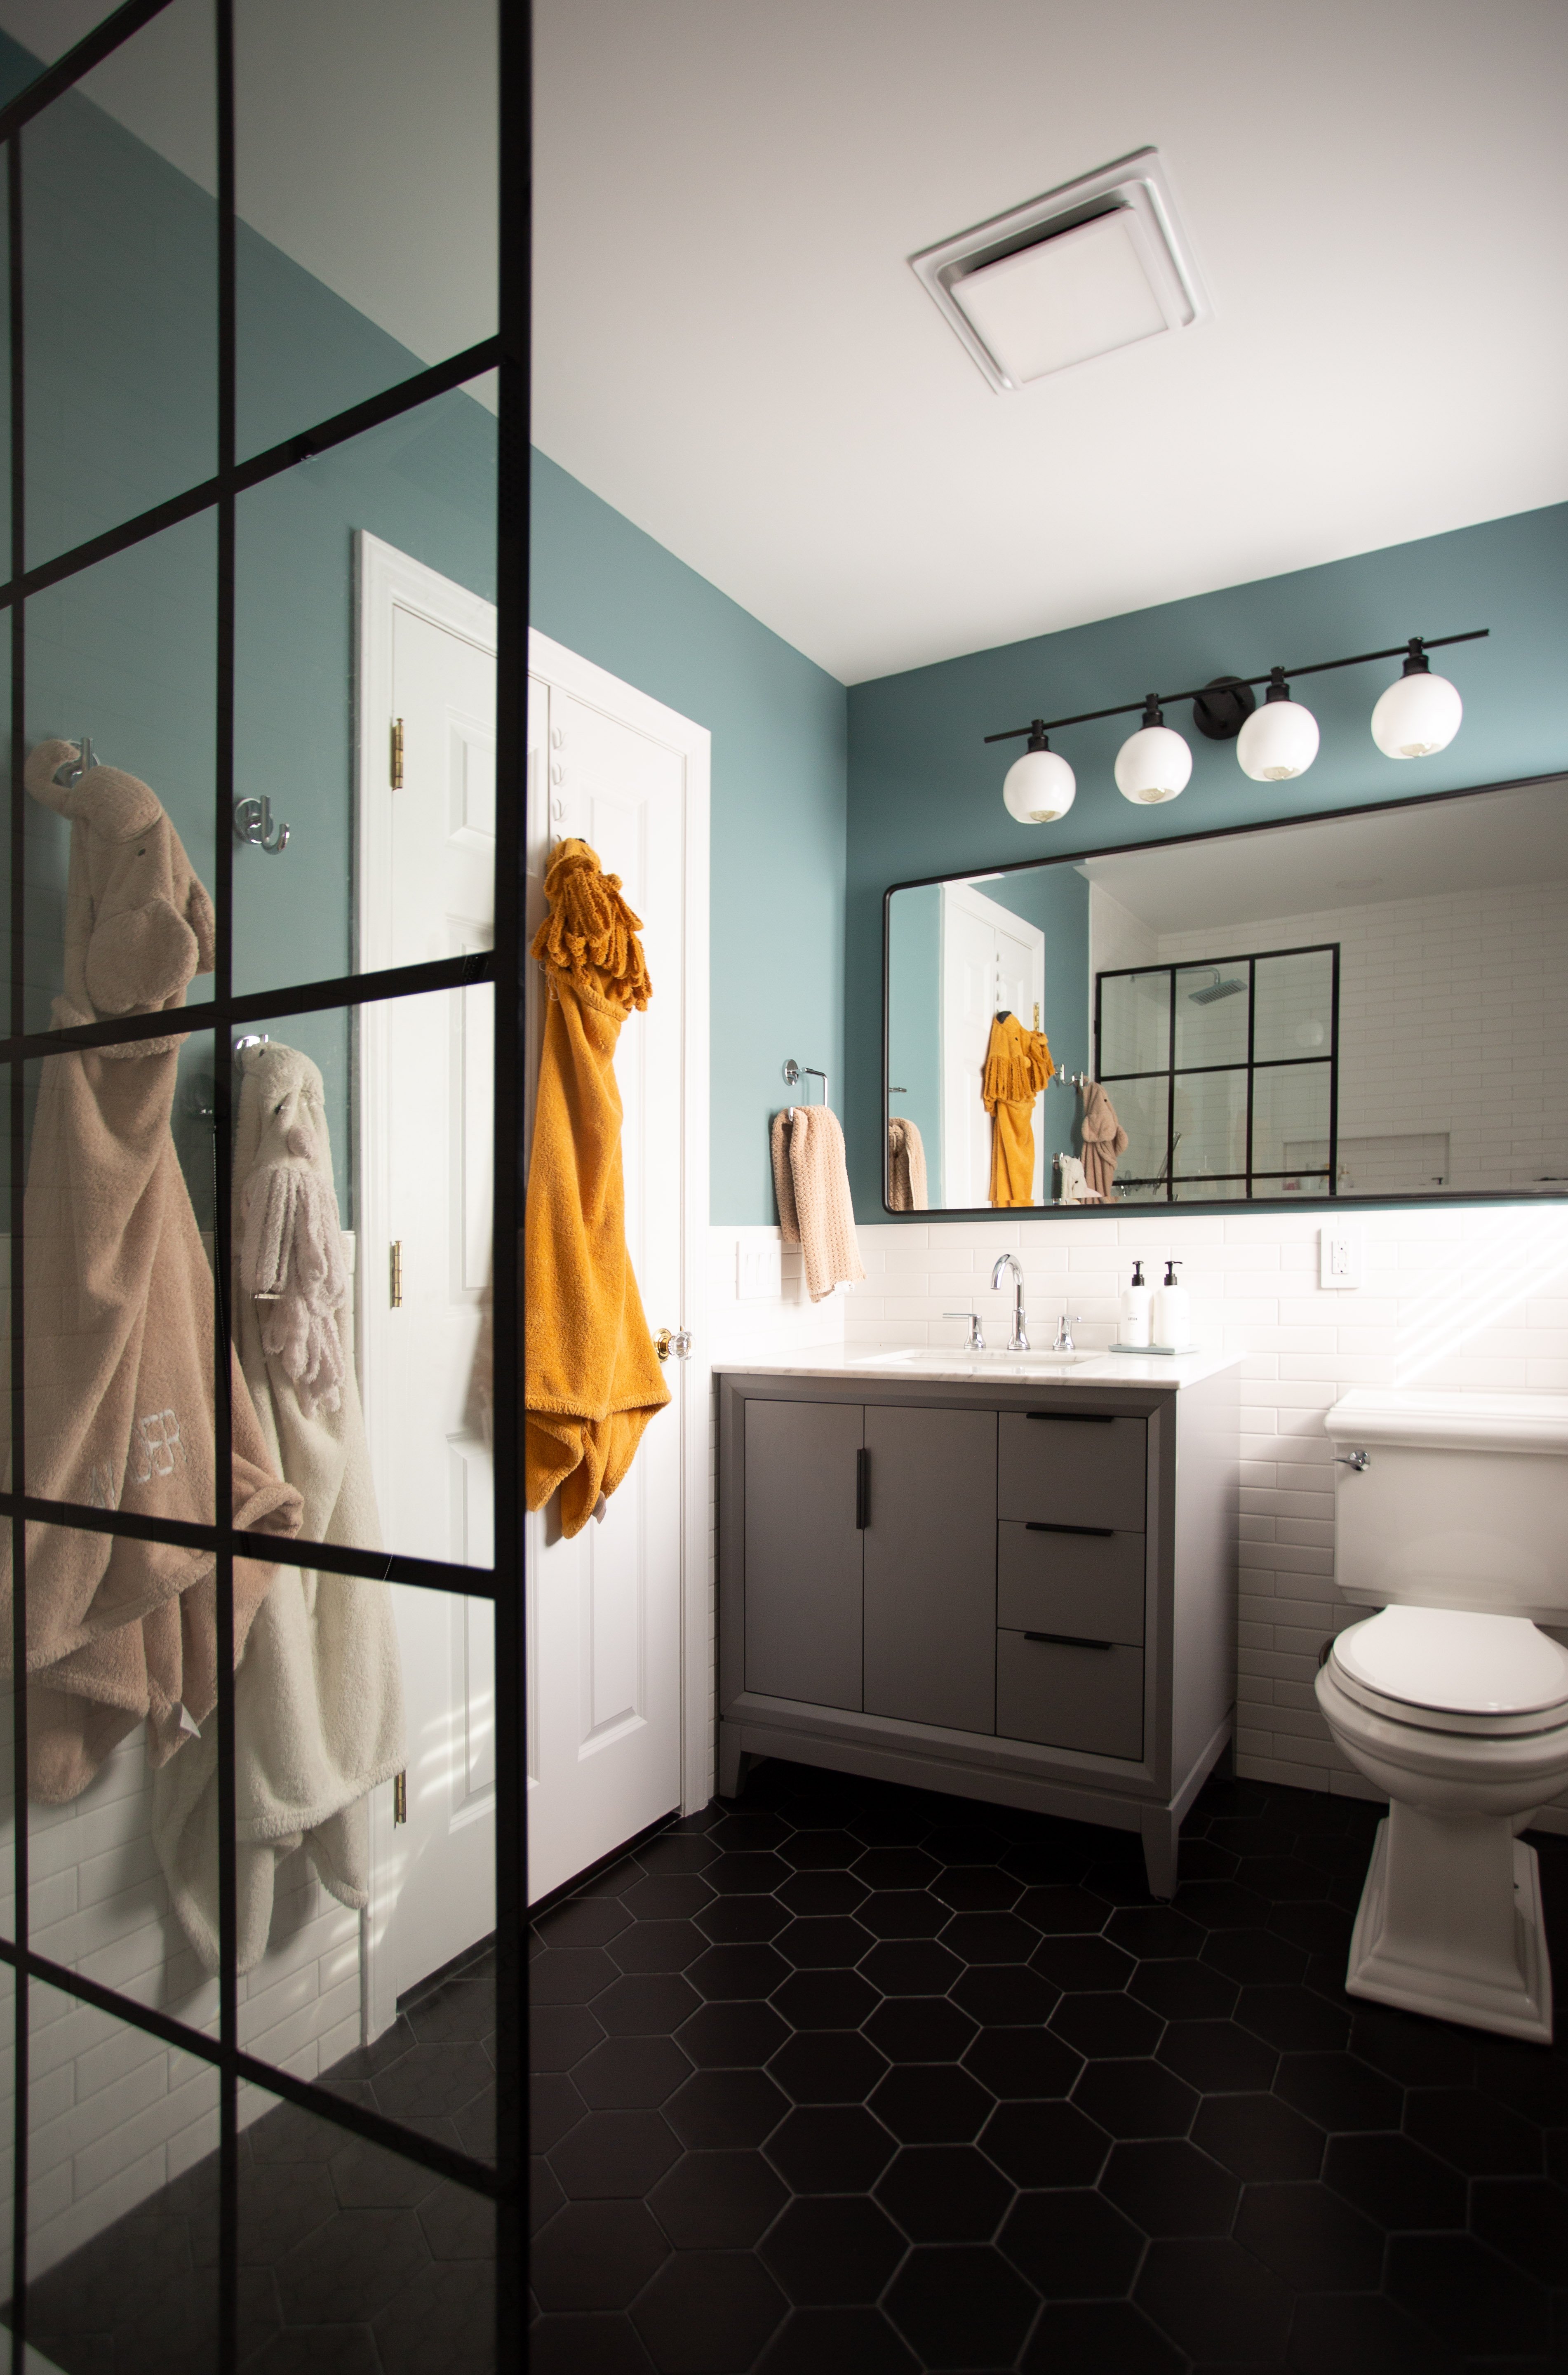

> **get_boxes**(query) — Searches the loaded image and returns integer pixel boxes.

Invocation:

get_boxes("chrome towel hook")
[52,735,96,788]
[233,794,290,855]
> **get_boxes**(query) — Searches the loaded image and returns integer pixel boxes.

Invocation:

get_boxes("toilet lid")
[1333,1606,1568,1717]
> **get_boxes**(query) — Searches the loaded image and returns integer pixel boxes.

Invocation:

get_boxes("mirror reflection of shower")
[1188,969,1246,1004]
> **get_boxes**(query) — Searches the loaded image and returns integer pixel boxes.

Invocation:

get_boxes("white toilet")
[1314,1388,1568,2044]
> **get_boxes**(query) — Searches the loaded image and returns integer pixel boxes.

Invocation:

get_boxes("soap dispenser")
[1120,1260,1152,1347]
[1153,1259,1189,1348]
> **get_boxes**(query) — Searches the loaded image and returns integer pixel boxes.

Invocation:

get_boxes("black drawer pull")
[1025,1411,1114,1424]
[1025,1521,1114,1538]
[856,1446,869,1531]
[1024,1630,1115,1651]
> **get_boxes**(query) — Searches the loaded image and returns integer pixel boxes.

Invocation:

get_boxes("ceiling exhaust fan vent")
[910,147,1210,395]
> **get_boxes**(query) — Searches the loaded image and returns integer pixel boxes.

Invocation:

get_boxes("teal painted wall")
[529,451,848,1224]
[846,503,1568,1210]
[6,34,499,1223]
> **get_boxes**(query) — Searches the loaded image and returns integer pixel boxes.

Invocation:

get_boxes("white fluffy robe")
[152,1044,405,1974]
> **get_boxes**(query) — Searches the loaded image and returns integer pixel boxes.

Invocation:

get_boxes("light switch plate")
[1319,1228,1363,1290]
[737,1239,783,1302]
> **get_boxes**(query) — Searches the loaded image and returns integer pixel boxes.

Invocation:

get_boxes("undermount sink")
[865,1347,1103,1373]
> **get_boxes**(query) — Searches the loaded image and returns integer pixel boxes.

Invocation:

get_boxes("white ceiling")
[5,4,1563,688]
[1079,776,1568,936]
[533,0,1568,682]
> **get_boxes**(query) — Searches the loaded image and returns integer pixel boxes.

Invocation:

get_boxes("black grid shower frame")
[1093,942,1340,1200]
[0,1,529,2368]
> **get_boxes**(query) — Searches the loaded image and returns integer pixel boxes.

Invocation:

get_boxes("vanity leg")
[1141,1808,1179,1901]
[718,1729,751,1801]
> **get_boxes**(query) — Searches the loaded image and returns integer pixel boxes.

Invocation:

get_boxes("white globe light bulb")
[1002,742,1076,824]
[1114,720,1191,806]
[1371,666,1462,760]
[1237,691,1319,783]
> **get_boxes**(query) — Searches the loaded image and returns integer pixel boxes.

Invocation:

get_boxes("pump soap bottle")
[1153,1259,1189,1349]
[1120,1260,1152,1347]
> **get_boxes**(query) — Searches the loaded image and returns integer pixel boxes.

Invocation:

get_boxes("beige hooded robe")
[2,741,302,1804]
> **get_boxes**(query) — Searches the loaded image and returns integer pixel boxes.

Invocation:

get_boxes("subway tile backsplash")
[708,1202,1568,1826]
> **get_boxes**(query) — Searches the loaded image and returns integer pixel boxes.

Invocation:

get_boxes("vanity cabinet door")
[744,1400,864,1710]
[863,1405,998,1735]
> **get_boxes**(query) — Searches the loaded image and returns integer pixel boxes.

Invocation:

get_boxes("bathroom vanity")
[717,1349,1241,1896]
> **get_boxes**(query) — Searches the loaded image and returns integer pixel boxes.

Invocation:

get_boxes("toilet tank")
[1326,1389,1568,1621]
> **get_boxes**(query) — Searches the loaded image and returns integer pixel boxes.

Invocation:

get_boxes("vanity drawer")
[998,1412,1147,1532]
[997,1522,1144,1647]
[996,1629,1144,1760]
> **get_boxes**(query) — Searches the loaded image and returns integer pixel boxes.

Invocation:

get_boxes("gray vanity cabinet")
[719,1364,1241,1899]
[743,1399,863,1710]
[863,1405,997,1736]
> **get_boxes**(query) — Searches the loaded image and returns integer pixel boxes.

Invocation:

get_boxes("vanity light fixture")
[1371,639,1465,759]
[1002,722,1077,822]
[1237,667,1319,783]
[985,628,1487,821]
[1113,696,1192,805]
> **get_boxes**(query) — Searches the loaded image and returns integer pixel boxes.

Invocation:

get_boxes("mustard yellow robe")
[524,840,670,1536]
[982,1014,1055,1208]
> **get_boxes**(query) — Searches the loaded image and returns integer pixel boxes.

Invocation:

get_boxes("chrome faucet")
[991,1253,1028,1352]
[944,1309,985,1352]
[1053,1312,1084,1353]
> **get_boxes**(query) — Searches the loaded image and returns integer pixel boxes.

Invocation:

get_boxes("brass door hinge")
[1033,1001,1040,1031]
[390,716,404,789]
[390,1239,404,1307]
[393,1770,407,1824]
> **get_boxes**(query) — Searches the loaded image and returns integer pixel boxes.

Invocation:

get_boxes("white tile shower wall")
[706,1226,847,1798]
[0,1235,374,2275]
[1154,881,1568,1193]
[850,1203,1568,1827]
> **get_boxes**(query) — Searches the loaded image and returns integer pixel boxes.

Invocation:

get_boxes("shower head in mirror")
[1189,970,1246,1004]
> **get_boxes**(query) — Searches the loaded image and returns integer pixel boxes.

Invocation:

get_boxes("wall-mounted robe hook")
[52,736,95,788]
[233,795,290,855]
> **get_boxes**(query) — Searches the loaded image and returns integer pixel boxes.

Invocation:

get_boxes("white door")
[524,644,708,1905]
[358,534,498,2030]
[939,882,1046,1208]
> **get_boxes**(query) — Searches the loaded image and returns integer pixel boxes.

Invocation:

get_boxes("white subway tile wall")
[707,1202,1568,1825]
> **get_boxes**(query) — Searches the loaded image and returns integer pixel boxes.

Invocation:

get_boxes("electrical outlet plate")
[1319,1228,1363,1290]
[737,1240,783,1302]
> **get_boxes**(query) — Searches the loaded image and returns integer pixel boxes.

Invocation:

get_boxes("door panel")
[743,1400,864,1710]
[863,1405,997,1735]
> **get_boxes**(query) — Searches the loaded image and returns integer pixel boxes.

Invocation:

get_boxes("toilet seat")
[1331,1607,1568,1739]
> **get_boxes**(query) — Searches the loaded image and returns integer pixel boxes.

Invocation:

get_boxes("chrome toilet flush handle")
[1335,1450,1371,1472]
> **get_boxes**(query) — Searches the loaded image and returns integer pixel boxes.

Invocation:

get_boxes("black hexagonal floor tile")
[1032,1933,1137,1992]
[675,2001,790,2070]
[1050,1992,1163,2060]
[771,1969,881,2032]
[961,2024,1081,2099]
[768,2029,888,2105]
[1135,2234,1293,2364]
[1100,2138,1239,2237]
[1403,2086,1542,2176]
[621,1872,715,1924]
[930,1865,1021,1913]
[949,1964,1060,2029]
[939,1910,1041,1964]
[868,2062,994,2145]
[1234,2176,1384,2288]
[863,1994,978,2063]
[852,1847,941,1890]
[999,2185,1142,2297]
[1019,2298,1184,2374]
[630,2248,787,2371]
[608,1918,708,1975]
[1191,2090,1324,2181]
[885,2243,1039,2370]
[771,1916,872,1970]
[754,2305,920,2374]
[1324,2130,1467,2230]
[875,2142,1015,2243]
[686,1942,792,2002]
[697,1893,793,1946]
[548,2110,681,2201]
[648,2149,788,2250]
[1157,2018,1276,2095]
[759,2194,907,2303]
[854,1890,950,1942]
[573,2035,691,2111]
[1467,2174,1568,2284]
[1273,2047,1403,2135]
[765,2105,897,2193]
[981,2099,1111,2188]
[859,1939,963,1997]
[531,2199,670,2311]
[1016,1884,1111,1934]
[781,1828,863,1871]
[1128,1959,1237,2022]
[666,2069,790,2151]
[1385,2232,1551,2359]
[776,1869,867,1919]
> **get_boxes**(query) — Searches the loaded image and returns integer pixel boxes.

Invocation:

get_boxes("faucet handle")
[944,1309,985,1352]
[1053,1312,1084,1352]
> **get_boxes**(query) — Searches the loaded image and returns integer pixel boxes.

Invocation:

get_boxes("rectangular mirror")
[884,775,1568,1211]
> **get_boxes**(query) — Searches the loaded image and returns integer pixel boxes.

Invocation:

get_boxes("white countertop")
[712,1345,1243,1390]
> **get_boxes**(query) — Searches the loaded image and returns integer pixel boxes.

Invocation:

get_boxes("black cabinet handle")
[856,1447,869,1531]
[1025,1521,1114,1538]
[1026,1411,1114,1424]
[1024,1630,1115,1651]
